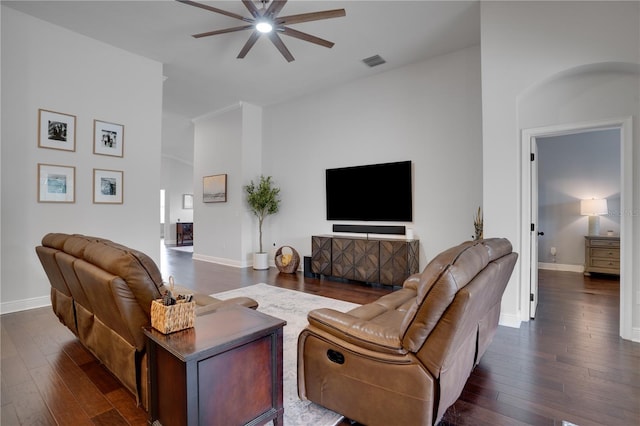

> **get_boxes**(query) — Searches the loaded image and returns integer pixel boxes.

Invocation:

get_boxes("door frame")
[529,139,539,318]
[520,117,633,339]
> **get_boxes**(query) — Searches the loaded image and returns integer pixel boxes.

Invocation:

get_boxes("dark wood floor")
[1,244,638,425]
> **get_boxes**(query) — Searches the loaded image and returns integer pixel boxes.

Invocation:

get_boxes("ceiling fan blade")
[264,0,287,19]
[238,31,261,58]
[241,0,261,19]
[176,0,250,22]
[277,9,345,25]
[268,32,294,62]
[193,24,254,38]
[281,27,334,48]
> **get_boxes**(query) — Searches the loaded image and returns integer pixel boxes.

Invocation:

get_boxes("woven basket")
[151,277,195,334]
[151,299,195,334]
[275,246,300,273]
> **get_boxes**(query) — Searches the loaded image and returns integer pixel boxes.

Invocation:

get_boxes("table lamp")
[580,198,608,236]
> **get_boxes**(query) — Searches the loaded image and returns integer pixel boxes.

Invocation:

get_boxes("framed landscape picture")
[93,169,123,204]
[38,109,76,152]
[203,174,227,203]
[38,163,75,203]
[94,119,124,157]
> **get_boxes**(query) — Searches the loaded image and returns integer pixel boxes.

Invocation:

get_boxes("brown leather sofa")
[35,233,258,409]
[297,238,517,426]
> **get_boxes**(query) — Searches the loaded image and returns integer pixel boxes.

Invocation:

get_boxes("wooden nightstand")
[584,236,620,276]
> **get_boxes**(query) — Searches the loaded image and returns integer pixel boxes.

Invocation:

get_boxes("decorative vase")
[253,252,269,270]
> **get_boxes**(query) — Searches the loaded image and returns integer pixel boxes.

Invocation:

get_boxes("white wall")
[262,46,483,269]
[192,106,240,265]
[191,103,262,266]
[537,130,621,267]
[161,110,195,243]
[161,156,194,244]
[189,47,482,274]
[1,7,163,313]
[481,1,640,334]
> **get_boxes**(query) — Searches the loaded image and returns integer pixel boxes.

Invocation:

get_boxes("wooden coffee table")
[144,306,286,426]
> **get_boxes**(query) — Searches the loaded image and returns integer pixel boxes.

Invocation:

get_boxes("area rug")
[213,283,360,426]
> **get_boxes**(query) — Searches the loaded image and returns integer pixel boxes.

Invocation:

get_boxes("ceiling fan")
[177,0,346,62]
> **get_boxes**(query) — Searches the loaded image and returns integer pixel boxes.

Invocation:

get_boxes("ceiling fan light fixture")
[256,20,273,33]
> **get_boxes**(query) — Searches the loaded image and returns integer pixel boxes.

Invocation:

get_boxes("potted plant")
[244,175,280,270]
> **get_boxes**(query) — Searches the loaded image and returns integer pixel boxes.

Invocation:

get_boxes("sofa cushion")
[400,240,491,352]
[81,241,164,317]
[41,232,70,250]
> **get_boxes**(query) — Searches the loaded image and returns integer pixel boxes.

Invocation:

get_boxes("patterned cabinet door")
[354,239,380,283]
[311,236,332,275]
[380,240,419,286]
[332,238,356,280]
[407,240,420,276]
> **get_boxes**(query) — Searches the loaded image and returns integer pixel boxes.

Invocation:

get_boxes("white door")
[530,139,539,318]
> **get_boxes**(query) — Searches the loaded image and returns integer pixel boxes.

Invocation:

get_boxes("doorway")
[521,117,633,339]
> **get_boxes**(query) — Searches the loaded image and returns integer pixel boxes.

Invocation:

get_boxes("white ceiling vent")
[362,54,386,68]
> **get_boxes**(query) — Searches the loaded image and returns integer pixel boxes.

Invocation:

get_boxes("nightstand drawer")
[590,258,620,270]
[590,239,620,248]
[591,248,620,259]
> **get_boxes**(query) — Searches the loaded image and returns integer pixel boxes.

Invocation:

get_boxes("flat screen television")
[325,161,412,222]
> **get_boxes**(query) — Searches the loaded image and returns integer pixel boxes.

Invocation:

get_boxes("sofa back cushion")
[81,240,164,316]
[400,240,488,351]
[41,234,165,315]
[400,238,513,352]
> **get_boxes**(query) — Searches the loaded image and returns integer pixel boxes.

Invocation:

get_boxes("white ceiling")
[5,0,480,119]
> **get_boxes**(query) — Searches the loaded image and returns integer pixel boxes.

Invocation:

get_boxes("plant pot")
[253,252,269,270]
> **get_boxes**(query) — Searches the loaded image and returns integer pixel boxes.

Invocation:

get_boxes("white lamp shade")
[580,198,608,216]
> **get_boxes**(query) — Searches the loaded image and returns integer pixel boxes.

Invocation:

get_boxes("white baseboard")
[499,312,521,328]
[538,262,584,273]
[632,327,640,343]
[1,295,50,314]
[193,253,249,268]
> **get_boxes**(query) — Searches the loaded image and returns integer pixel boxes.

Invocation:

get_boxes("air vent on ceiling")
[362,54,386,68]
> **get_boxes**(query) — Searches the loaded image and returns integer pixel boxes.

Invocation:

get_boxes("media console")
[311,235,419,286]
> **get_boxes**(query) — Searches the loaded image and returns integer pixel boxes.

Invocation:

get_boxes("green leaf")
[244,175,281,252]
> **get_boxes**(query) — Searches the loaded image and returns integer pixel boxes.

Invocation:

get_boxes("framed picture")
[38,163,75,203]
[38,109,76,152]
[183,194,194,209]
[94,120,124,157]
[93,169,123,204]
[203,174,227,203]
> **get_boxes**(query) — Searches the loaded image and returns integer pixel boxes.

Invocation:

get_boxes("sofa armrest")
[163,284,258,315]
[307,308,406,355]
[403,273,421,291]
[195,297,258,316]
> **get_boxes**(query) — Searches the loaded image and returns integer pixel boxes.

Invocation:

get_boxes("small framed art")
[93,169,123,204]
[38,163,75,203]
[38,109,76,152]
[183,194,194,209]
[94,120,124,157]
[203,174,227,203]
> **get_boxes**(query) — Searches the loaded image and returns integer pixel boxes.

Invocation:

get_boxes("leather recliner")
[297,238,518,426]
[36,232,258,409]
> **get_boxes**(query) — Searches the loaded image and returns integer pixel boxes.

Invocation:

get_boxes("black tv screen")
[326,161,412,222]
